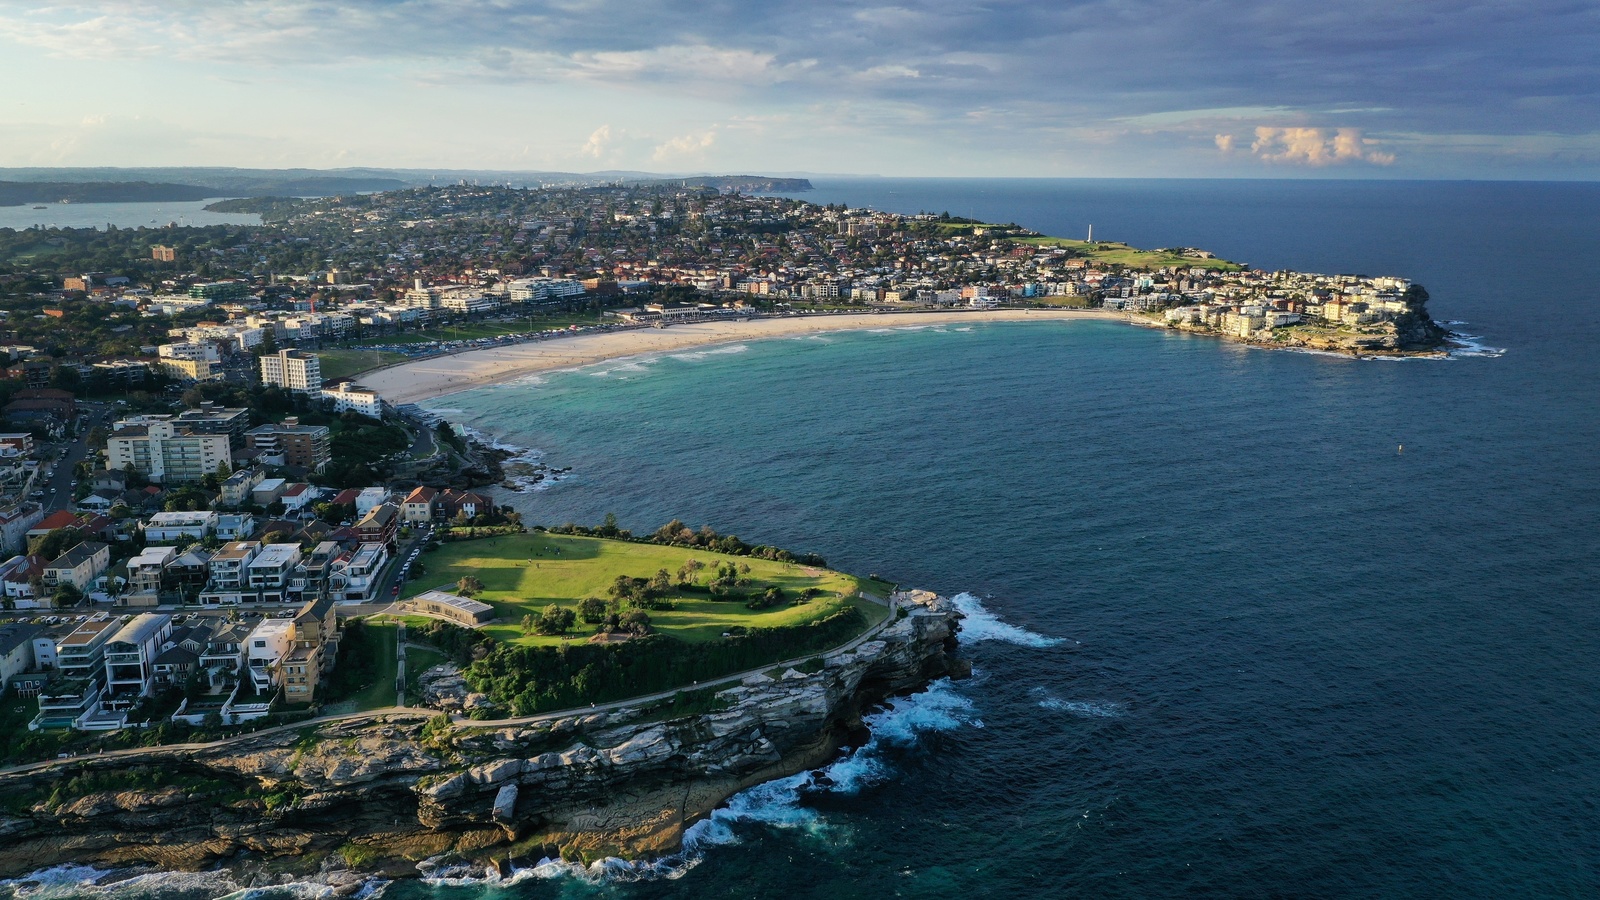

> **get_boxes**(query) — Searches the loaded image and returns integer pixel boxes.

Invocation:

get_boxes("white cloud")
[580,125,612,158]
[652,128,716,162]
[1243,126,1396,166]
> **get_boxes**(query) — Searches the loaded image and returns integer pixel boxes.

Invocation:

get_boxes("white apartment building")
[107,418,231,484]
[321,381,383,418]
[259,349,323,394]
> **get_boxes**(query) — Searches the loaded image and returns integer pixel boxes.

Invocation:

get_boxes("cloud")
[0,0,1596,174]
[652,129,717,162]
[580,125,612,158]
[1243,127,1396,165]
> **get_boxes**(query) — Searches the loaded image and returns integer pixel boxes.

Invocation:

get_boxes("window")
[253,640,265,648]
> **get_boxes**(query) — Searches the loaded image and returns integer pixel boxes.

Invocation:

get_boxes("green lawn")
[321,621,398,712]
[1015,236,1243,271]
[404,646,448,704]
[319,348,413,382]
[402,533,891,647]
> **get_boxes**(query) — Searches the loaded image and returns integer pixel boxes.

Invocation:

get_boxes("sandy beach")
[360,308,1129,405]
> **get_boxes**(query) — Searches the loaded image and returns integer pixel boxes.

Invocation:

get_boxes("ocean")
[8,179,1599,898]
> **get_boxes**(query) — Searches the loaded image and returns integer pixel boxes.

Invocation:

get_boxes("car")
[392,585,401,596]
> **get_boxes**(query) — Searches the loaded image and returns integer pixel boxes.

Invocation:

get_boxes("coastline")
[359,309,1129,405]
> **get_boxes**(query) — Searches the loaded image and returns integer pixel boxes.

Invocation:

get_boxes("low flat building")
[406,589,495,626]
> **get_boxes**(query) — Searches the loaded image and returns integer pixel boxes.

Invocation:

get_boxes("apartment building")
[244,418,331,473]
[258,349,322,394]
[107,417,231,484]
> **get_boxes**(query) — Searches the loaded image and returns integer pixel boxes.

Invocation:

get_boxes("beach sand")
[360,308,1129,405]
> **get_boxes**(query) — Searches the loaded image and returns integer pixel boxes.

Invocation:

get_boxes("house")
[328,542,388,602]
[218,468,265,507]
[353,502,399,546]
[283,596,340,702]
[354,487,390,516]
[438,489,491,521]
[280,483,316,512]
[28,509,86,547]
[123,545,178,606]
[100,613,174,709]
[245,543,302,604]
[244,618,294,693]
[253,478,288,507]
[43,541,110,594]
[199,541,258,605]
[143,510,218,544]
[198,622,253,693]
[0,502,44,555]
[400,486,437,524]
[151,624,209,689]
[214,512,258,541]
[0,622,41,690]
[0,554,46,607]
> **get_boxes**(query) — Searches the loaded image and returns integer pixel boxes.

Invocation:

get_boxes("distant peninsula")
[0,181,216,206]
[646,175,812,193]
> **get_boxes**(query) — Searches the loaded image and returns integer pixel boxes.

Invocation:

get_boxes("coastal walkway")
[0,593,902,781]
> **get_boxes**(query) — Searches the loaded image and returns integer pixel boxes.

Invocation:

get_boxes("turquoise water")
[6,179,1598,897]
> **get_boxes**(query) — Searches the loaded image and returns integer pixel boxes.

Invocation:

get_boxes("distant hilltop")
[0,167,811,199]
[644,175,813,193]
[0,181,218,207]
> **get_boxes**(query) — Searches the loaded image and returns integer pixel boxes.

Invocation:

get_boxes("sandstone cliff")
[0,591,964,877]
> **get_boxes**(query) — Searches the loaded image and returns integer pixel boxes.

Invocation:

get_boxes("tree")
[520,613,537,636]
[52,583,83,609]
[457,575,484,597]
[535,604,575,635]
[649,568,672,595]
[676,558,704,584]
[578,596,608,624]
[32,527,82,560]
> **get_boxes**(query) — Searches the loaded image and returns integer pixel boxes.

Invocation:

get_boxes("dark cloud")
[3,0,1598,171]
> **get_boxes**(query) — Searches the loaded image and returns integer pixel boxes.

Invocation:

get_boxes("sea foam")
[950,592,1065,647]
[433,679,982,887]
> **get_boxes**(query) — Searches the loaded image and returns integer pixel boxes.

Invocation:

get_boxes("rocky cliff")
[0,591,964,878]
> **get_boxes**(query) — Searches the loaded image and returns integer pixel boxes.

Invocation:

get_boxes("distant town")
[0,180,1445,747]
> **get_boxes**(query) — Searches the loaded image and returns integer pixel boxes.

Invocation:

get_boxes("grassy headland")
[401,532,891,648]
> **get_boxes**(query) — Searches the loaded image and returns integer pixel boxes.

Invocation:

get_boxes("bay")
[395,179,1600,896]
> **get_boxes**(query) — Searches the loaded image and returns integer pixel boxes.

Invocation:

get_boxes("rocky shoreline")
[0,591,966,880]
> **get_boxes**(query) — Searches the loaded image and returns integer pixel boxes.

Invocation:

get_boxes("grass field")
[402,533,893,647]
[404,646,448,703]
[1016,236,1244,271]
[321,621,398,713]
[318,348,413,382]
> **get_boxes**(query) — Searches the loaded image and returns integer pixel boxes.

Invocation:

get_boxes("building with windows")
[175,403,251,448]
[258,349,322,394]
[188,281,248,302]
[107,417,231,484]
[321,381,383,418]
[244,418,331,473]
[43,541,110,594]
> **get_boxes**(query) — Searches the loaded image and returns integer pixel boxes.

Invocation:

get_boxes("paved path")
[0,595,902,781]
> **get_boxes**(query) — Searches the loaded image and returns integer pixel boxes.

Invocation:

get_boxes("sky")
[0,0,1596,179]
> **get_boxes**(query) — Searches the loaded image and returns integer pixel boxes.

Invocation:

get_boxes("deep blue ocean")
[10,179,1599,899]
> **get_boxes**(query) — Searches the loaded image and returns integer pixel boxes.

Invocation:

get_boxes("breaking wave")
[1447,332,1506,358]
[420,680,981,888]
[950,592,1066,647]
[668,344,749,362]
[1033,689,1127,719]
[0,865,388,900]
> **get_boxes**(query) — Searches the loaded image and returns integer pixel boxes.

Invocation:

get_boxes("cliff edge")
[0,591,964,877]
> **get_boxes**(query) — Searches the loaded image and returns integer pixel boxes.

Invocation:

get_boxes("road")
[0,594,903,780]
[40,403,107,512]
